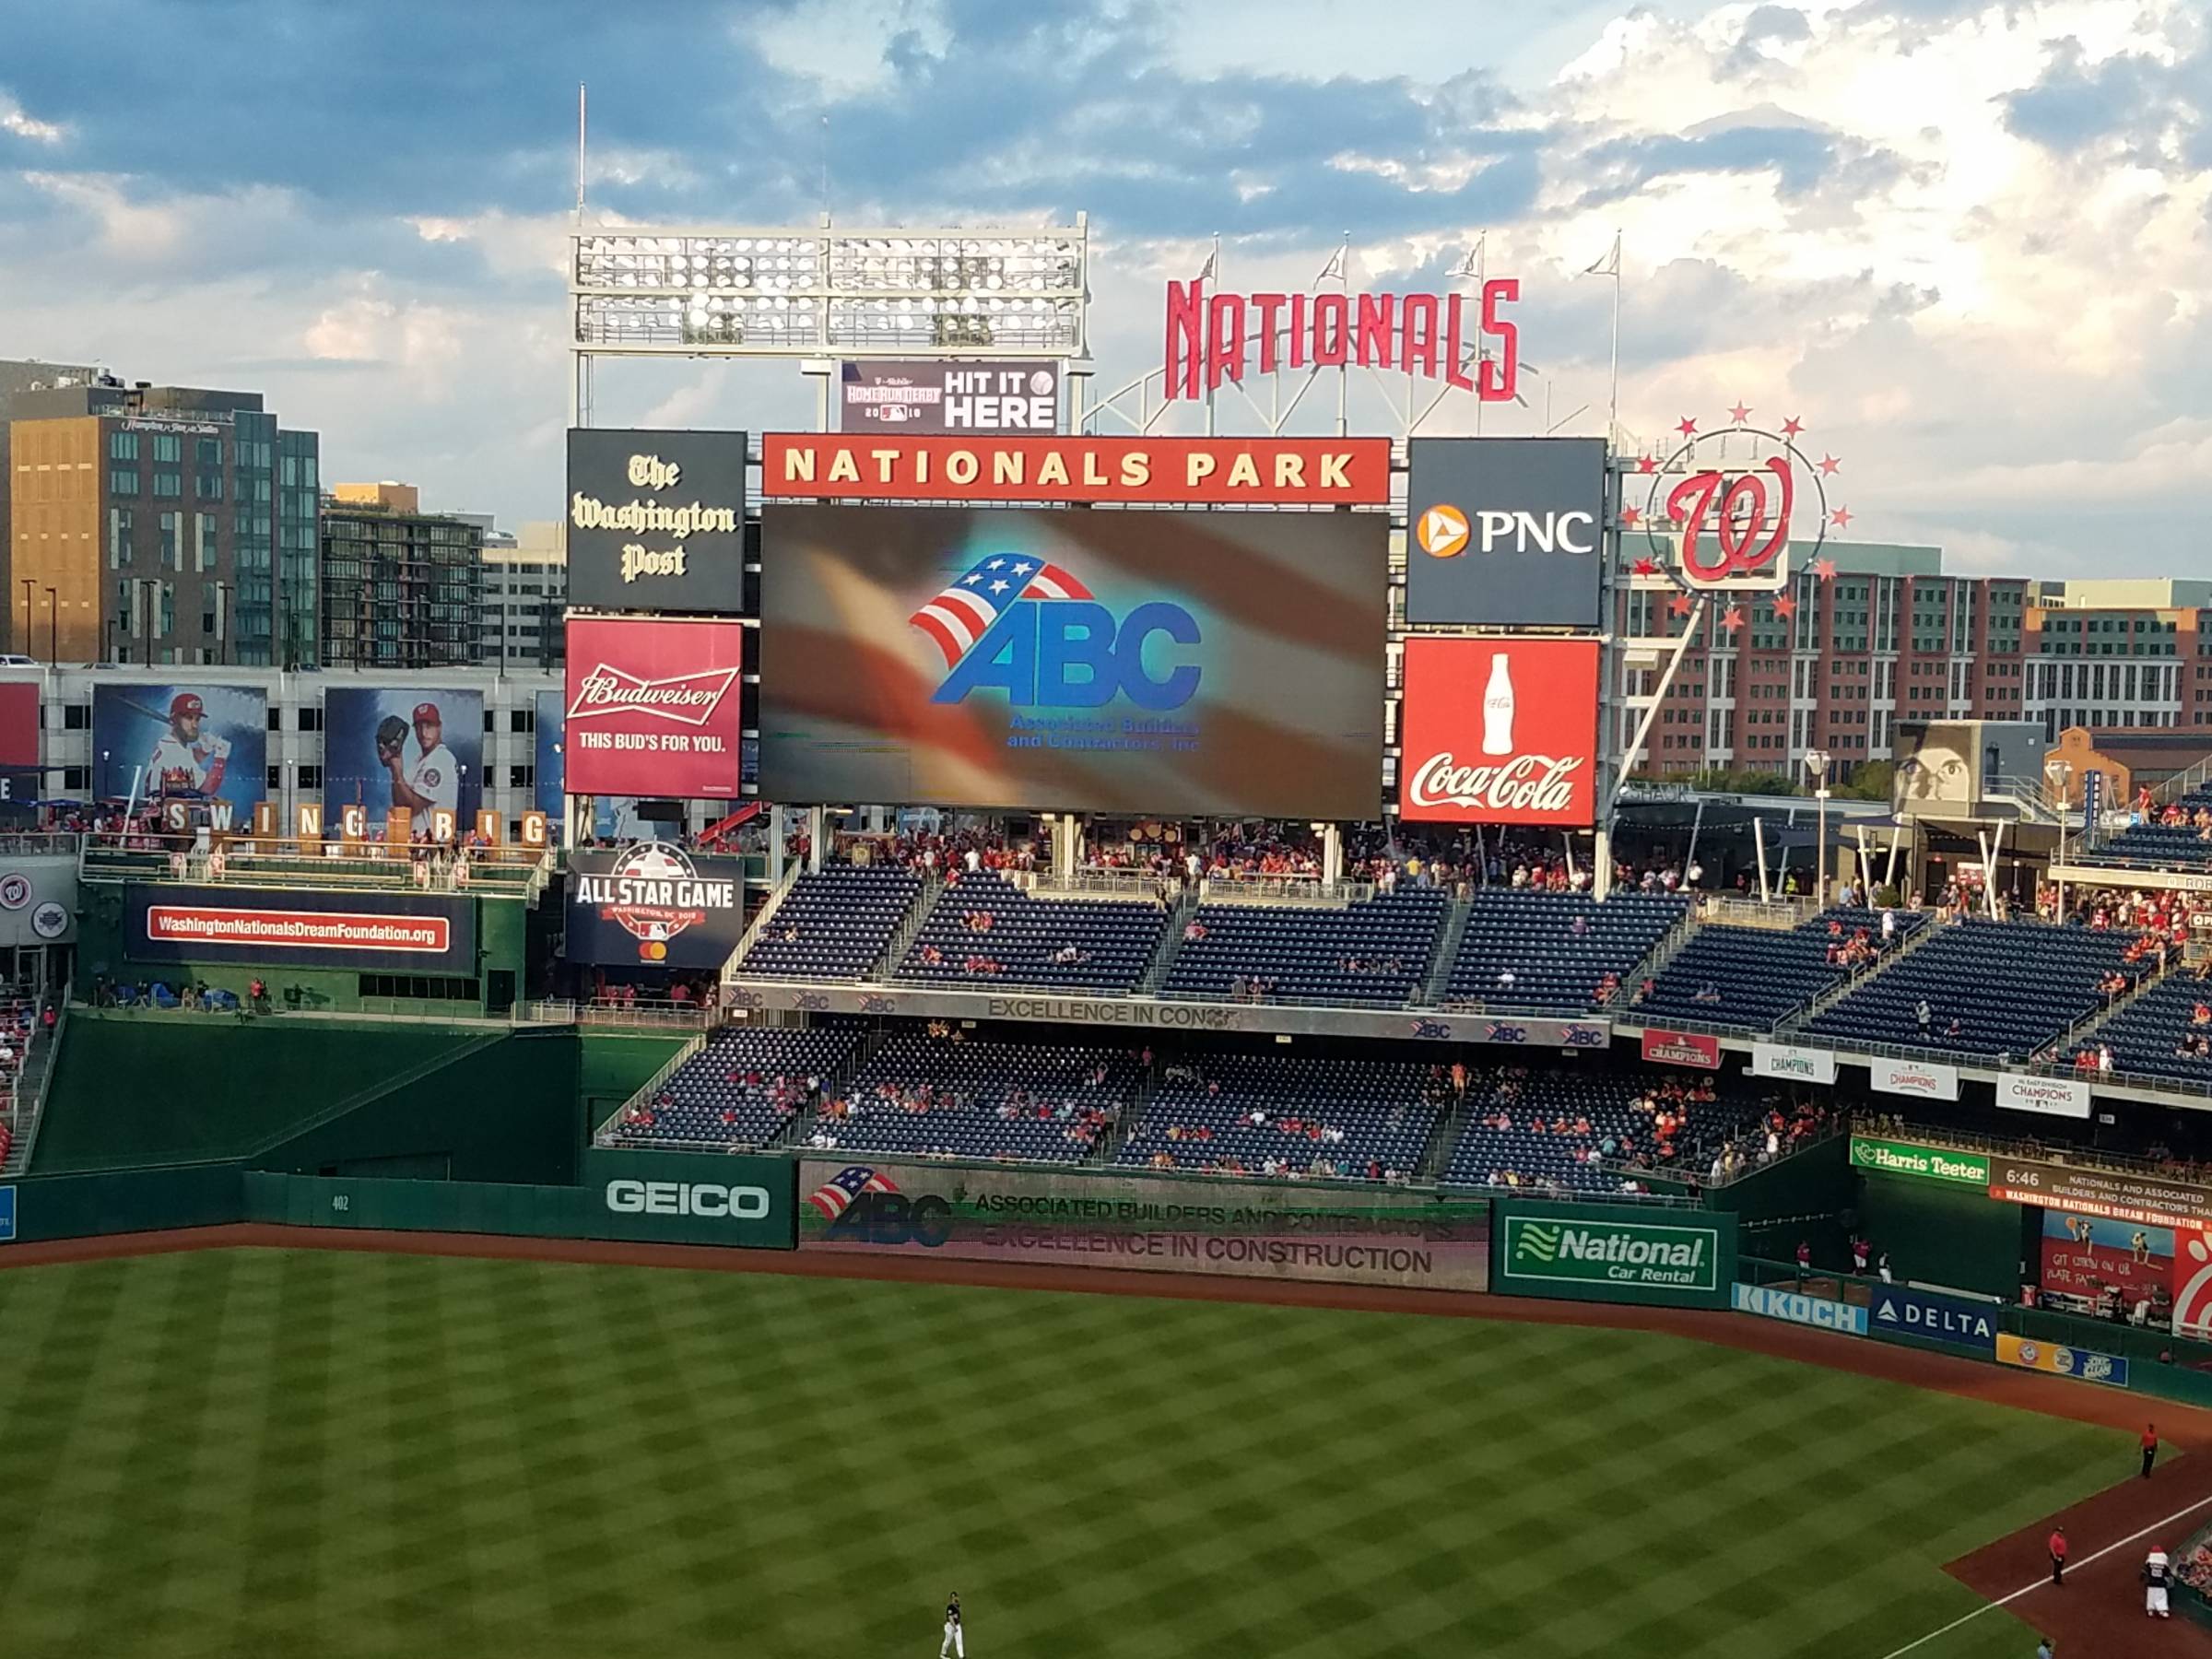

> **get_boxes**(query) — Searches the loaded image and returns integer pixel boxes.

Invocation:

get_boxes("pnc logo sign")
[604,1179,771,1219]
[1419,502,1596,559]
[1415,506,1469,559]
[912,554,1201,711]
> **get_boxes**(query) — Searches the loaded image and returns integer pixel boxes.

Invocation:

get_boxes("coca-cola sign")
[563,618,748,798]
[1398,637,1598,826]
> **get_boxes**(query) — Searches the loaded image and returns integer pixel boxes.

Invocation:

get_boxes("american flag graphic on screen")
[806,1165,900,1220]
[909,555,1095,668]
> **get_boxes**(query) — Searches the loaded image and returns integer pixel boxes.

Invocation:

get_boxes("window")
[151,433,182,464]
[297,764,323,790]
[110,430,139,461]
[296,706,322,732]
[195,512,216,571]
[196,471,223,500]
[152,471,182,499]
[110,468,139,496]
[108,506,134,569]
[158,511,180,570]
[509,764,534,789]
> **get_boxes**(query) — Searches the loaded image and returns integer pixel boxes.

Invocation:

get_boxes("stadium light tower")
[566,220,1090,426]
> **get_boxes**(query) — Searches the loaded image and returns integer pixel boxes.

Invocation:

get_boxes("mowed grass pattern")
[0,1248,2130,1659]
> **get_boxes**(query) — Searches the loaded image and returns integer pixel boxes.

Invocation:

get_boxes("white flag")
[1583,231,1620,278]
[1452,232,1485,278]
[1313,243,1346,286]
[1194,246,1217,283]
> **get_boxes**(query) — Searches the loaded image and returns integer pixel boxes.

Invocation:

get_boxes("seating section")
[805,1032,1139,1163]
[1162,889,1449,1005]
[1633,907,1927,1032]
[1116,1053,1441,1180]
[1802,919,2147,1059]
[1441,1067,1761,1193]
[2092,790,2212,870]
[2087,974,2212,1085]
[731,865,923,980]
[896,873,1166,994]
[1442,892,1688,1011]
[601,1025,865,1148]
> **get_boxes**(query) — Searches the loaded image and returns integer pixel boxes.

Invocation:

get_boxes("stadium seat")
[1632,907,1925,1033]
[600,1024,868,1148]
[1442,892,1688,1011]
[1800,918,2146,1060]
[1115,1052,1441,1180]
[804,1032,1140,1164]
[1441,1064,1766,1194]
[1162,888,1450,1005]
[730,865,924,981]
[895,872,1167,994]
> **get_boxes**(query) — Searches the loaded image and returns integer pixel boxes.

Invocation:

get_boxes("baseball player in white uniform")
[382,700,459,837]
[2146,1547,2173,1617]
[144,692,230,798]
[938,1591,964,1658]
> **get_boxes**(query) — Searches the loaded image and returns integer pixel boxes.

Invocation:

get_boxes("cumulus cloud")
[0,0,2202,572]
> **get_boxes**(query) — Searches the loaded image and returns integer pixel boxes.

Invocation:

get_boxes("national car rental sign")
[1398,637,1599,827]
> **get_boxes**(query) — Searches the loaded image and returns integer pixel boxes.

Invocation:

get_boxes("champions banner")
[796,1159,1489,1291]
[123,883,477,971]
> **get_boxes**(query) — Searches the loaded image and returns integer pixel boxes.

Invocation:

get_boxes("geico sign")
[605,1179,771,1219]
[1477,511,1596,555]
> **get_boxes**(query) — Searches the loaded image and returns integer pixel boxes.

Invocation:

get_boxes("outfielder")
[2145,1547,2172,1617]
[144,692,231,799]
[380,700,458,836]
[939,1590,964,1658]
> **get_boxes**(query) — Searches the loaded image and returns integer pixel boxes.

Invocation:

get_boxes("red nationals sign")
[564,618,746,797]
[1398,637,1598,826]
[762,433,1390,506]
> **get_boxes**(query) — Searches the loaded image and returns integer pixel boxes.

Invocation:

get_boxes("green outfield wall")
[0,1162,243,1243]
[1853,1165,2022,1299]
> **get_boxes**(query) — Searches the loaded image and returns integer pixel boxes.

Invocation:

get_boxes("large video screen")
[91,682,267,809]
[324,687,484,834]
[758,506,1385,818]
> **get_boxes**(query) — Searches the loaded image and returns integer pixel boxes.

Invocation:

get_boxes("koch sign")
[839,359,1061,434]
[1406,438,1607,627]
[1731,1283,1868,1335]
[1867,1284,1999,1355]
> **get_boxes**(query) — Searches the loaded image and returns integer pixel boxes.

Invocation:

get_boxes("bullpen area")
[0,1232,2187,1659]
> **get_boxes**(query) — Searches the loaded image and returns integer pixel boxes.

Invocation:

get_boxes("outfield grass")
[0,1249,2132,1658]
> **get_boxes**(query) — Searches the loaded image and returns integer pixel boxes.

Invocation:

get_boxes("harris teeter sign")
[1492,1201,1734,1309]
[1849,1135,1990,1188]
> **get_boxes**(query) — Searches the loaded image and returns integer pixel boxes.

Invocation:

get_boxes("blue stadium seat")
[601,1024,866,1148]
[1442,892,1687,1012]
[895,873,1167,994]
[1632,907,1925,1033]
[731,865,923,981]
[1162,889,1450,1005]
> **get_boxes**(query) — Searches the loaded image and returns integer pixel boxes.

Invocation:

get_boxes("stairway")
[1137,889,1202,994]
[1418,898,1472,1007]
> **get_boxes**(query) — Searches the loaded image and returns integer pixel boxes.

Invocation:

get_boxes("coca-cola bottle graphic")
[1482,652,1515,756]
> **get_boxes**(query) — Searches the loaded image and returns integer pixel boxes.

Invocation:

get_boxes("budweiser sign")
[1398,637,1599,827]
[567,665,738,725]
[1164,280,1522,402]
[563,618,747,798]
[1408,753,1584,816]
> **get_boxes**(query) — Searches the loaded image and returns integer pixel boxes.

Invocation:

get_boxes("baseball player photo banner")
[91,683,266,811]
[323,688,483,839]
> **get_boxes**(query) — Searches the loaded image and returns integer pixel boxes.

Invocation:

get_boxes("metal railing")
[1195,875,1374,907]
[80,839,551,892]
[723,862,805,984]
[518,999,716,1030]
[0,830,80,857]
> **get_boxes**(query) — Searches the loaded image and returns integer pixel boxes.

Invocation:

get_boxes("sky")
[1,0,2205,578]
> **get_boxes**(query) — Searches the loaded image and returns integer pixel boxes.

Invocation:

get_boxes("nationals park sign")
[1491,1200,1735,1309]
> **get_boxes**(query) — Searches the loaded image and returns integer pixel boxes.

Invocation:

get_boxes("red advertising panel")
[2038,1209,2173,1304]
[761,433,1391,506]
[1641,1029,1723,1069]
[563,618,747,798]
[0,681,36,767]
[1398,637,1598,825]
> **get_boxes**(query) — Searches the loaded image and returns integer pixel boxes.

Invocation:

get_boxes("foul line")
[1877,1488,2212,1659]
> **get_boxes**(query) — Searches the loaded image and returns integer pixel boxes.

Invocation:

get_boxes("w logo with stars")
[910,555,1095,669]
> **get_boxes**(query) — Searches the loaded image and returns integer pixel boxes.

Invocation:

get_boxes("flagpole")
[1205,231,1220,439]
[1606,227,1621,450]
[1335,230,1349,440]
[1474,233,1487,439]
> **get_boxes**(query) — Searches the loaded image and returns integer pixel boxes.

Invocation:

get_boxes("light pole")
[1805,748,1832,905]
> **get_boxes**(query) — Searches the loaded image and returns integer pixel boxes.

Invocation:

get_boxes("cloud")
[0,91,65,145]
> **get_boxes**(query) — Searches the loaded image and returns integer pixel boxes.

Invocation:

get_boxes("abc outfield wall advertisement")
[757,506,1386,819]
[322,688,482,831]
[797,1159,1490,1291]
[90,683,267,810]
[1398,637,1600,827]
